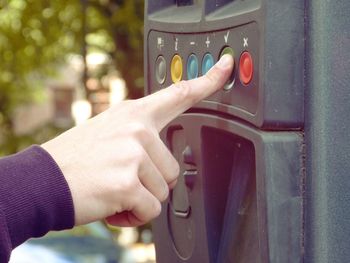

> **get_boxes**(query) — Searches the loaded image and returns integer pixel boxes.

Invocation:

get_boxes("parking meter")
[144,0,350,262]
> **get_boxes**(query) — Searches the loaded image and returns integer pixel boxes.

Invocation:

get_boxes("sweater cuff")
[0,145,75,249]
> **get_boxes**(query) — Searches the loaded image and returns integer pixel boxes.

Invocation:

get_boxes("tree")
[0,0,83,155]
[86,0,145,99]
[0,0,145,155]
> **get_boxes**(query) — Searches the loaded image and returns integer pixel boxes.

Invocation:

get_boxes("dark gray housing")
[144,0,350,262]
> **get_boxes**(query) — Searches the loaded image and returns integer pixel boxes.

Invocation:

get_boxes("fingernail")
[217,54,233,69]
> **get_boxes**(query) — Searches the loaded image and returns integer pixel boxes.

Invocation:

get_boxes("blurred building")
[12,53,127,136]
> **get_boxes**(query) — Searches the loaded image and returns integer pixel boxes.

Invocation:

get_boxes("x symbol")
[243,37,249,48]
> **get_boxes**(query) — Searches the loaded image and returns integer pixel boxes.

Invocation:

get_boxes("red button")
[239,52,253,85]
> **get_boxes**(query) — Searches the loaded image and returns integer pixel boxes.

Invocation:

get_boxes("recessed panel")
[147,22,259,114]
[145,0,305,129]
[152,114,303,263]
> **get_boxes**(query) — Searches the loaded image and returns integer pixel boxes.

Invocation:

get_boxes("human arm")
[0,54,233,262]
[0,146,74,262]
[42,54,234,227]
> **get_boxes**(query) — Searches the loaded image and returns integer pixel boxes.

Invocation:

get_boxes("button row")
[155,50,254,88]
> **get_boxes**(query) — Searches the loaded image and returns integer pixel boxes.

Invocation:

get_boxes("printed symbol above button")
[224,31,230,44]
[205,36,211,48]
[157,37,164,51]
[243,37,249,48]
[175,37,179,51]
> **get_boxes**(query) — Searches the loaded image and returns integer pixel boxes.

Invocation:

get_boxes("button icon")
[205,36,211,48]
[157,37,164,51]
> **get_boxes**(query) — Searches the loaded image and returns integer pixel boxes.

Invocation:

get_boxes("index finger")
[141,54,234,131]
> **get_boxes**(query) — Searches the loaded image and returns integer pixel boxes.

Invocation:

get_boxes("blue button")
[187,54,199,80]
[202,53,214,75]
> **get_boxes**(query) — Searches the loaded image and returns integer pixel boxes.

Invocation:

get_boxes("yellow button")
[171,55,183,83]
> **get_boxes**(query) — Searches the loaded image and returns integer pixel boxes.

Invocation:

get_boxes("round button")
[155,55,166,84]
[202,53,214,75]
[171,54,183,83]
[220,46,235,58]
[219,46,236,90]
[187,54,199,80]
[239,51,253,85]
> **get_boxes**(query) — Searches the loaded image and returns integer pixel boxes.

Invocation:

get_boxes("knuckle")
[173,80,195,104]
[131,144,147,165]
[129,122,147,137]
[122,176,140,194]
[205,67,220,84]
[173,160,180,178]
[160,186,169,202]
[168,179,178,190]
[166,158,180,182]
[129,122,152,144]
[152,200,162,218]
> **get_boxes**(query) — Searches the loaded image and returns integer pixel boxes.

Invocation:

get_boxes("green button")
[220,46,235,91]
[220,46,235,58]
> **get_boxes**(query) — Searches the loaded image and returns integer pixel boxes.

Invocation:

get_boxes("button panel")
[147,22,259,115]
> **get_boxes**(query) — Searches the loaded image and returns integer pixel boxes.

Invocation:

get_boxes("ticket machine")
[144,0,350,262]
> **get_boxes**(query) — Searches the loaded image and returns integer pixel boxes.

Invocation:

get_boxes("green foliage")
[0,0,145,155]
[0,0,83,113]
[0,0,83,155]
[86,0,145,98]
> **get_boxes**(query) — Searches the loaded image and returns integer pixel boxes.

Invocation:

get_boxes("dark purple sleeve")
[0,145,75,262]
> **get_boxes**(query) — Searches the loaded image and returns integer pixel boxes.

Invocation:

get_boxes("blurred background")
[0,0,156,262]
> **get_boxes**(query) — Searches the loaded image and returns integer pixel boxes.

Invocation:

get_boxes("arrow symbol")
[224,31,230,44]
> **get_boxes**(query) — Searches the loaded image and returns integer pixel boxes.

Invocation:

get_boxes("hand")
[41,54,234,227]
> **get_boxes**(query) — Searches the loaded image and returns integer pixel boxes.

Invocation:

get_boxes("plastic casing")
[144,0,305,130]
[144,0,306,263]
